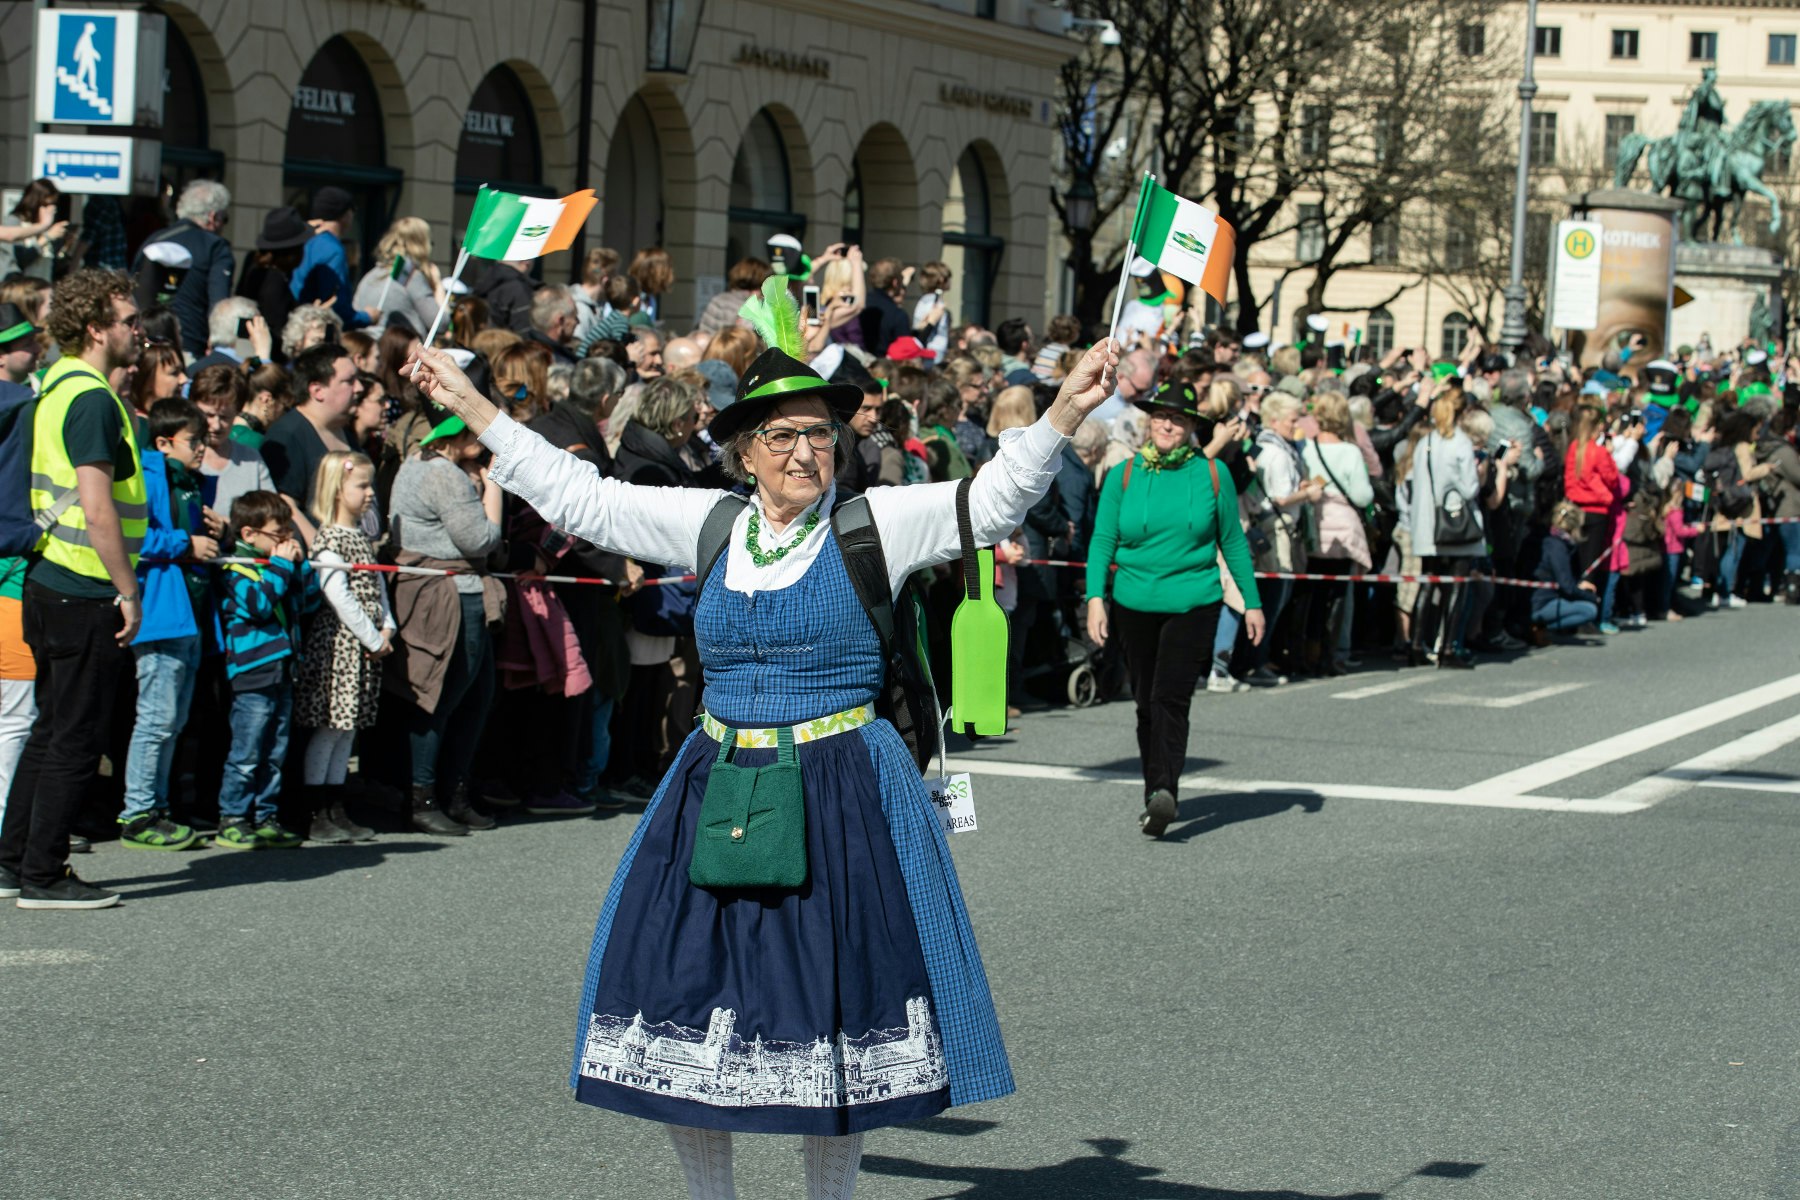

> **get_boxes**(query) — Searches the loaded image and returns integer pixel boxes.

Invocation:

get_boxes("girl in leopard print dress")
[296,452,394,843]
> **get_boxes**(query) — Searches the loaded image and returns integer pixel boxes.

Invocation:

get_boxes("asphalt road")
[4,604,1799,1199]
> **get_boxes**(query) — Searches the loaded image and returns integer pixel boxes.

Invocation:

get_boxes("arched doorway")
[282,36,401,265]
[160,20,222,192]
[604,94,663,257]
[941,145,1005,327]
[727,108,807,272]
[455,64,548,287]
[845,124,919,263]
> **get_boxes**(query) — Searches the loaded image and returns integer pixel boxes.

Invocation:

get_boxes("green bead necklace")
[745,507,821,567]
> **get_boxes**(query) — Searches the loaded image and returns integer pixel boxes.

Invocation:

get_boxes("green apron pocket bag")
[688,724,807,890]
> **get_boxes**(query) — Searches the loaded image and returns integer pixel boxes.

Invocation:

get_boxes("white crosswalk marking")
[1590,712,1800,808]
[1331,675,1444,701]
[1420,682,1590,709]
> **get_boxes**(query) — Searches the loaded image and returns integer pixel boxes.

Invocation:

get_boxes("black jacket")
[134,220,234,358]
[858,290,918,357]
[614,420,698,489]
[236,260,296,359]
[526,400,630,699]
[474,262,536,335]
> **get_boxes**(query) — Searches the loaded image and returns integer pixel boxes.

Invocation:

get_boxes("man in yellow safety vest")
[0,270,146,910]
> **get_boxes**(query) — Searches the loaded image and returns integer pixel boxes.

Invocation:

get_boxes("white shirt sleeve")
[1611,436,1640,473]
[480,411,724,570]
[864,415,1069,594]
[315,548,385,652]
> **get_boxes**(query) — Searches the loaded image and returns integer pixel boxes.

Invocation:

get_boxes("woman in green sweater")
[1086,380,1265,838]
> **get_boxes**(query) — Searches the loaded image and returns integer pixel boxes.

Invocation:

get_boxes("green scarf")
[1138,444,1195,472]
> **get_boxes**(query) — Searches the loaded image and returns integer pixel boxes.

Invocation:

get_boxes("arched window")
[605,94,665,256]
[1440,312,1470,360]
[161,22,222,191]
[283,36,399,263]
[456,66,546,258]
[942,147,1003,326]
[727,109,804,271]
[1367,307,1396,360]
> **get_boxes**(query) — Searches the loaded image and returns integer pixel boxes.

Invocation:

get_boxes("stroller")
[1024,596,1129,708]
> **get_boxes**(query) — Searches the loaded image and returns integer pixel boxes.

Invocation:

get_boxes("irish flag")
[463,186,597,260]
[1128,176,1235,303]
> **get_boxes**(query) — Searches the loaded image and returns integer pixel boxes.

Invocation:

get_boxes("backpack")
[1701,446,1755,520]
[0,381,42,558]
[133,222,195,310]
[696,482,971,775]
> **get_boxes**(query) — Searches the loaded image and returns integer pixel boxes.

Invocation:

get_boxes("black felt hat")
[707,346,863,445]
[1132,379,1205,419]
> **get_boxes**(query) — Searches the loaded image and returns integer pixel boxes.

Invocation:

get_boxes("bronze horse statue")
[1613,99,1797,243]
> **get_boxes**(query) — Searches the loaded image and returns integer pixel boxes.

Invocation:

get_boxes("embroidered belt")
[700,704,875,748]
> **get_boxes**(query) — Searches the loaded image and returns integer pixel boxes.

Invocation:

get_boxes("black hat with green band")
[708,277,862,445]
[1133,379,1205,419]
[0,302,37,346]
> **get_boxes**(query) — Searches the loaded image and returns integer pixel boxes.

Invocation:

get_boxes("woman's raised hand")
[404,346,500,436]
[1049,338,1122,436]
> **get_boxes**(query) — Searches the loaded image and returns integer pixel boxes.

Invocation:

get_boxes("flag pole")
[1107,173,1156,346]
[420,248,469,349]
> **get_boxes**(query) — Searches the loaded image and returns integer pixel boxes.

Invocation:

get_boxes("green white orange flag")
[462,186,596,260]
[1128,175,1235,303]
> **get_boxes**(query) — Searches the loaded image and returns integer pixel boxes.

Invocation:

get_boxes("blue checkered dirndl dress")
[567,534,1014,1135]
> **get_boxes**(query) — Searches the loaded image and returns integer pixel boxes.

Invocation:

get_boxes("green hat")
[709,277,861,445]
[420,415,468,445]
[1429,362,1461,381]
[0,302,36,345]
[1134,379,1205,418]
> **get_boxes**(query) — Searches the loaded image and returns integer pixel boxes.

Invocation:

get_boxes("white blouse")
[478,411,1070,597]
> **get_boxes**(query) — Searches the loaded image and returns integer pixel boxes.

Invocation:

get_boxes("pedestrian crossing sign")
[34,9,140,127]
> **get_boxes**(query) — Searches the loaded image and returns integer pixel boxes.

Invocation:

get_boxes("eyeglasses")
[751,422,842,453]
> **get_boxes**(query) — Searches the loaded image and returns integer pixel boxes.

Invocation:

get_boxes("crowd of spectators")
[2,175,1796,907]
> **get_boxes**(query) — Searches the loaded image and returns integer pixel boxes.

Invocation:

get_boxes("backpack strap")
[954,476,981,600]
[1122,456,1134,492]
[831,492,895,650]
[695,494,749,590]
[1206,456,1220,496]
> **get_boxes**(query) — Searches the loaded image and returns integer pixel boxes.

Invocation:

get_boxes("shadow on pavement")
[862,1137,1391,1198]
[110,841,447,900]
[1158,791,1325,843]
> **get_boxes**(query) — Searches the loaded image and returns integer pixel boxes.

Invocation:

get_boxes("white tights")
[665,1125,864,1200]
[302,727,355,786]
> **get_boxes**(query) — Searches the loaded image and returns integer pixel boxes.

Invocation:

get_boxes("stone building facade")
[0,0,1070,329]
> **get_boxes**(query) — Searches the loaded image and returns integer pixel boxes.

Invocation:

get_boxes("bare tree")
[1055,0,1511,335]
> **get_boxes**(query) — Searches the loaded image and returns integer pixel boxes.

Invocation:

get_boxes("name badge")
[928,773,977,835]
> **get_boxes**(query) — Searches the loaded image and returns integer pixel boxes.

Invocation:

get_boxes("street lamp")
[1499,0,1539,354]
[1065,172,1097,231]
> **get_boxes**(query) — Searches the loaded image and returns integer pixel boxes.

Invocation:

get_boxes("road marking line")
[1421,682,1591,709]
[1332,675,1444,701]
[943,758,1646,815]
[1589,712,1800,808]
[0,949,100,966]
[1459,671,1800,796]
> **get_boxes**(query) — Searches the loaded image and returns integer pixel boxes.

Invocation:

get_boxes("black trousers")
[1114,601,1220,799]
[0,582,132,887]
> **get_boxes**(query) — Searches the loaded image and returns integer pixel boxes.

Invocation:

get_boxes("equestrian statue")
[1613,68,1797,244]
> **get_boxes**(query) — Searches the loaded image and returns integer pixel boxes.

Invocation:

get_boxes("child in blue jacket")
[119,399,220,850]
[213,489,319,848]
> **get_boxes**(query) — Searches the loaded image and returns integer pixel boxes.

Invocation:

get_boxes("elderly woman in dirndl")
[404,278,1120,1200]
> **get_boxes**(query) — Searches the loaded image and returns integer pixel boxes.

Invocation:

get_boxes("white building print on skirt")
[580,996,948,1108]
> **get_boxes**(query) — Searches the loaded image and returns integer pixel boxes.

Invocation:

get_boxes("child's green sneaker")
[252,820,303,848]
[212,821,261,850]
[118,812,200,851]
